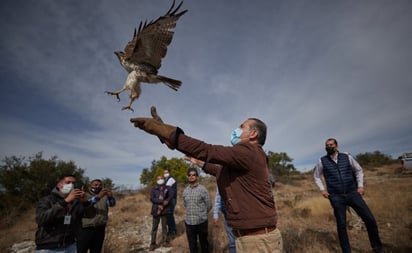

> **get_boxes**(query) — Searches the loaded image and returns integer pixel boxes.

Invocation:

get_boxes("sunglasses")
[187,174,197,177]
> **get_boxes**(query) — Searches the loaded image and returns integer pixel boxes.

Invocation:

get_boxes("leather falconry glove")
[130,107,176,141]
[151,106,163,123]
[150,106,166,144]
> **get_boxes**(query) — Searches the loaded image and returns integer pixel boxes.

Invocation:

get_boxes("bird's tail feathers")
[158,76,182,91]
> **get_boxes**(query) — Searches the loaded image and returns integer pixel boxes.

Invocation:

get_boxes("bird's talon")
[105,91,121,102]
[121,106,134,112]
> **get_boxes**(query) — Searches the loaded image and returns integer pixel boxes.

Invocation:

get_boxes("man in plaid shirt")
[182,167,212,253]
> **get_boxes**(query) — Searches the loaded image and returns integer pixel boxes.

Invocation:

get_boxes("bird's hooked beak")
[114,51,126,63]
[114,51,121,58]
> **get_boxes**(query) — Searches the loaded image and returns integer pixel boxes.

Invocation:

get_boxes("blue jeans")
[223,218,236,253]
[328,191,382,253]
[35,243,76,253]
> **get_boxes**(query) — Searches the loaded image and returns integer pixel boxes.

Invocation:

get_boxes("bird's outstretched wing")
[124,0,187,71]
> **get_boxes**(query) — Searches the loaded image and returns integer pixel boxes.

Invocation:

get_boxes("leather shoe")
[149,244,156,251]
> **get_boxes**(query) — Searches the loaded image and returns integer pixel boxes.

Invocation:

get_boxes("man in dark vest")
[313,138,383,253]
[163,169,177,238]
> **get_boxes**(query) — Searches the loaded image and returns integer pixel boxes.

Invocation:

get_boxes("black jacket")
[35,188,85,249]
[150,184,174,216]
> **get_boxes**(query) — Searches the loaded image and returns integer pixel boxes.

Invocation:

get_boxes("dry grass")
[275,164,412,253]
[0,207,36,252]
[1,164,412,252]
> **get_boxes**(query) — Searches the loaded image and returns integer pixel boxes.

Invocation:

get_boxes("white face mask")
[61,183,73,194]
[157,179,165,185]
[164,173,170,178]
[230,128,243,146]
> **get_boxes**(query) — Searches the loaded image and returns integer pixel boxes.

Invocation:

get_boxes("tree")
[139,156,191,186]
[0,152,86,211]
[355,151,393,167]
[267,151,297,178]
[101,178,115,190]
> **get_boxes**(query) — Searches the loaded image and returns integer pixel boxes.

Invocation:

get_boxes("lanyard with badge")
[64,203,72,225]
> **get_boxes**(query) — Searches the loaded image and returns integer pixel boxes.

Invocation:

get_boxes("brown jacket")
[175,133,277,230]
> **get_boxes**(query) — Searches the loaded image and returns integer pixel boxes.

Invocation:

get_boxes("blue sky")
[1,0,411,189]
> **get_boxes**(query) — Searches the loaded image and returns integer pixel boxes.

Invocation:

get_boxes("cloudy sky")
[1,0,411,189]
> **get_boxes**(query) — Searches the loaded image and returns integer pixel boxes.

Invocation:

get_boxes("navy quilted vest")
[321,153,357,194]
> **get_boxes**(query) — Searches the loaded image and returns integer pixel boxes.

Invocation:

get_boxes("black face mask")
[90,187,102,194]
[325,147,335,155]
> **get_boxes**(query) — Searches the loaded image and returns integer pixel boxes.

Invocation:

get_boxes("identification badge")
[64,215,71,225]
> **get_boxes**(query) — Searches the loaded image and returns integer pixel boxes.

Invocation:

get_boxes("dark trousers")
[151,215,168,245]
[76,225,106,253]
[185,220,209,253]
[167,198,177,234]
[329,191,382,253]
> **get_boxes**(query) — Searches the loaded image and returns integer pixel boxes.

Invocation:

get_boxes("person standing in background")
[164,168,177,238]
[313,138,383,253]
[149,175,174,251]
[183,167,212,253]
[35,174,88,253]
[77,179,116,253]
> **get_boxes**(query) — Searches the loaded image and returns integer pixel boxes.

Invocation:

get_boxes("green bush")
[0,152,87,224]
[355,150,393,167]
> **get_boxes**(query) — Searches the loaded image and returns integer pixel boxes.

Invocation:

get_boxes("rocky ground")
[8,215,176,253]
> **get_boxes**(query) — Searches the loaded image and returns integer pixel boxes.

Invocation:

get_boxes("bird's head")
[114,51,126,65]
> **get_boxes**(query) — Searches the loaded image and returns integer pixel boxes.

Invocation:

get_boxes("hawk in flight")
[105,0,187,112]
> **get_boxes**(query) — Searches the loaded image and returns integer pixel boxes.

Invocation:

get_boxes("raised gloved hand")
[150,106,163,123]
[130,106,176,141]
[150,106,166,144]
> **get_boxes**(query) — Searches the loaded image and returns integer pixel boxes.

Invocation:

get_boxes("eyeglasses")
[187,174,197,177]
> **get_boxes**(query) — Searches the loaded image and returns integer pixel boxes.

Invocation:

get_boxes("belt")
[233,225,276,238]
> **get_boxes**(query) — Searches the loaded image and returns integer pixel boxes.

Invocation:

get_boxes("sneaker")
[149,244,157,251]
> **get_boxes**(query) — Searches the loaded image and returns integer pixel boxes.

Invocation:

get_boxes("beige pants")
[235,228,283,253]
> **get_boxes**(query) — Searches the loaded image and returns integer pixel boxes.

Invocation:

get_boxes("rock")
[9,241,35,253]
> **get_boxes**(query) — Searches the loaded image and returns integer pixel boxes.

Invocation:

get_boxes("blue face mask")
[230,128,243,145]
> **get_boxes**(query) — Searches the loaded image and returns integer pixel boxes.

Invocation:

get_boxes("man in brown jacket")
[131,107,283,253]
